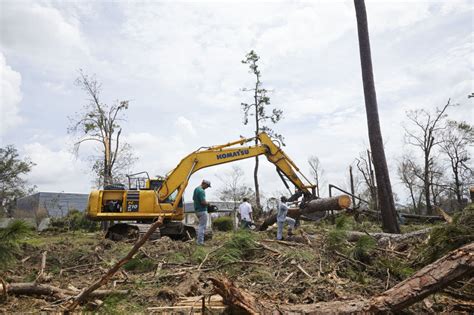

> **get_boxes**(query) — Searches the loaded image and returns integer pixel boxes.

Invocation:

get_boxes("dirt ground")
[0,216,472,313]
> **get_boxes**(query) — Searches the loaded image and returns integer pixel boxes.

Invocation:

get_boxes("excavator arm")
[158,132,316,211]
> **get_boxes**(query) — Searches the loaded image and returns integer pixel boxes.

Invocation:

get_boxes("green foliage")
[335,215,351,229]
[0,145,35,216]
[326,228,347,252]
[165,252,186,264]
[68,209,100,231]
[349,235,376,263]
[213,216,234,231]
[215,230,257,264]
[123,257,155,273]
[190,246,208,264]
[0,219,32,267]
[376,256,414,280]
[419,207,474,264]
[102,293,125,314]
[49,210,100,232]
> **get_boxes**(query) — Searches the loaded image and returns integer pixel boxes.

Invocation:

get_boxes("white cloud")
[23,142,93,193]
[175,116,197,136]
[0,52,23,137]
[0,1,89,75]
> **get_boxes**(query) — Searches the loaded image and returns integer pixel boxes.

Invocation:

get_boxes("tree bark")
[354,0,400,233]
[259,195,351,231]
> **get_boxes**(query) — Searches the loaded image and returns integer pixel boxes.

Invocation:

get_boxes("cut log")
[211,242,474,314]
[259,195,351,231]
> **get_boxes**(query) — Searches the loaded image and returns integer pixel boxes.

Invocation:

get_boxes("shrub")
[49,209,100,232]
[213,216,234,231]
[419,206,474,264]
[0,219,32,268]
[215,230,257,264]
[349,235,376,263]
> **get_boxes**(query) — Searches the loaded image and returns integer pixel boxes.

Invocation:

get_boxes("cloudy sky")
[0,0,472,205]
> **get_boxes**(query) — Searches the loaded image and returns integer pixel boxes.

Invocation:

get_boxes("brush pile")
[0,206,473,313]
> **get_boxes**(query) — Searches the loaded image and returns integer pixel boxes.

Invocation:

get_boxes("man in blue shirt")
[277,196,295,240]
[193,179,211,245]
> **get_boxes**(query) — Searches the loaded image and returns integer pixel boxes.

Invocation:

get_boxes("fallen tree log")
[211,242,474,314]
[0,283,128,299]
[358,208,445,223]
[259,195,351,231]
[346,227,432,246]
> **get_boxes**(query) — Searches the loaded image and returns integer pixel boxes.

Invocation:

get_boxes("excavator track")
[105,221,198,241]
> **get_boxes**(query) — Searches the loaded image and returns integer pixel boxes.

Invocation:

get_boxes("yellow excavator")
[86,132,317,239]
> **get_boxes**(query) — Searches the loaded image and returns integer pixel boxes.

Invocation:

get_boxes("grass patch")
[247,267,274,283]
[165,252,187,264]
[283,248,316,263]
[190,246,208,264]
[123,257,155,273]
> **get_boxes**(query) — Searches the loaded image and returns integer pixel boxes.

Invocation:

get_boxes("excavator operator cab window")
[148,179,163,191]
[128,177,147,190]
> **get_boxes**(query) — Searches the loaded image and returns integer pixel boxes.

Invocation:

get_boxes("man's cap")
[202,179,211,187]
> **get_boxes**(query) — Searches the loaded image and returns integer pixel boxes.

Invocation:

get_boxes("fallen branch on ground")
[210,242,474,313]
[66,216,164,311]
[0,283,128,300]
[35,251,48,283]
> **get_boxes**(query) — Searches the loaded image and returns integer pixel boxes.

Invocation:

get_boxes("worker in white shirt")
[277,196,295,240]
[238,197,253,229]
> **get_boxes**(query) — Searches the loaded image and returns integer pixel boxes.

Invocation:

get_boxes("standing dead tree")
[308,155,324,197]
[355,150,377,211]
[68,70,136,188]
[398,155,424,213]
[404,100,451,215]
[354,0,399,233]
[439,120,474,206]
[241,51,283,210]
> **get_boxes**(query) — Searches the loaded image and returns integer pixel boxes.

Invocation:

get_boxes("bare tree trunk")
[354,0,400,233]
[254,156,260,209]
